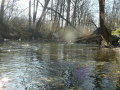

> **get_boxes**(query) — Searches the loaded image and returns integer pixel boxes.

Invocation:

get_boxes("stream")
[0,41,120,90]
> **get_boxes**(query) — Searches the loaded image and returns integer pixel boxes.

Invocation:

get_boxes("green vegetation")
[112,28,120,36]
[112,29,120,43]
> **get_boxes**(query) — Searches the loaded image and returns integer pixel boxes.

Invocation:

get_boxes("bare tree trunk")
[54,0,59,23]
[50,0,53,21]
[29,0,32,29]
[77,1,85,25]
[99,0,110,45]
[33,0,36,23]
[33,0,39,23]
[66,0,71,26]
[0,0,8,38]
[99,0,106,28]
[36,0,50,29]
[0,0,6,23]
[61,0,65,27]
[7,0,14,21]
[99,0,119,46]
[47,7,76,29]
[71,0,77,25]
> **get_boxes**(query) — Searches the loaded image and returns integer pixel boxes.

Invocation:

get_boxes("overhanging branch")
[47,7,77,30]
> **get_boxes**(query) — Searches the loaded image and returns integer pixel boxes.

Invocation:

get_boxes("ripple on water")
[0,41,119,90]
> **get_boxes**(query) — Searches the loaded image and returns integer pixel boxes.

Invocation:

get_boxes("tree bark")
[71,0,77,25]
[36,0,50,29]
[0,0,6,23]
[99,0,111,46]
[54,0,59,23]
[65,0,71,26]
[33,0,39,23]
[29,0,32,29]
[99,0,119,47]
[47,7,77,30]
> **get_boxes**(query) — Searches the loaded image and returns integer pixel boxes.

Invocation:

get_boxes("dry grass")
[77,26,93,38]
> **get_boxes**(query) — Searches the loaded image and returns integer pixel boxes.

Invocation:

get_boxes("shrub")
[112,28,120,36]
[8,17,31,39]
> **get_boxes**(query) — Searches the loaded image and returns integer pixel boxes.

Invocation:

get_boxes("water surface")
[0,41,120,90]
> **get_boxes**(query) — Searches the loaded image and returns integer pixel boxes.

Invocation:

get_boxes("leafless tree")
[29,0,32,29]
[0,0,6,23]
[99,0,119,46]
[65,0,71,26]
[36,0,50,29]
[33,0,39,23]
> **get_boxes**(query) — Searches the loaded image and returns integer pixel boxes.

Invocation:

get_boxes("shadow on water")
[0,41,119,90]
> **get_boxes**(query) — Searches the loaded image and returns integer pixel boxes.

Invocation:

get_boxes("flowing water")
[0,41,120,90]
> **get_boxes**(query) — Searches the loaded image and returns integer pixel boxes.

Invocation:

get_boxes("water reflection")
[0,41,119,90]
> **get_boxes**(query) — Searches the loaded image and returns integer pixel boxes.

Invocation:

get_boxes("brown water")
[0,41,120,90]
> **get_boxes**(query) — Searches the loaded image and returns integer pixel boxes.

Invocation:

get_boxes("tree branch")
[47,7,77,30]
